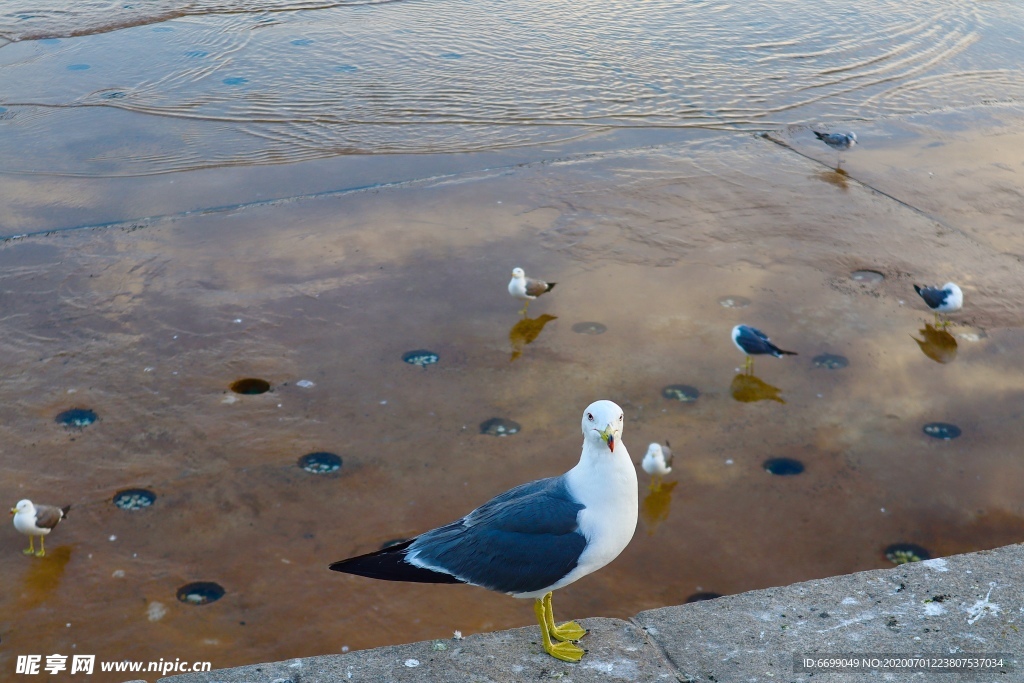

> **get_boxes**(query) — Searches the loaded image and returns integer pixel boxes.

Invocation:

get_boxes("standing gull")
[641,442,672,478]
[813,130,857,166]
[11,499,70,557]
[330,400,638,663]
[732,325,797,372]
[914,282,962,326]
[508,267,556,314]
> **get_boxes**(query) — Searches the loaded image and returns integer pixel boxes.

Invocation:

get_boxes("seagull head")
[582,400,624,453]
[11,499,32,516]
[511,267,525,279]
[847,132,857,145]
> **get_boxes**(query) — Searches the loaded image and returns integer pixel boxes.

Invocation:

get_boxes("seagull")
[11,500,70,557]
[732,325,797,372]
[914,283,962,326]
[641,442,672,478]
[329,400,637,663]
[508,267,556,313]
[813,130,857,167]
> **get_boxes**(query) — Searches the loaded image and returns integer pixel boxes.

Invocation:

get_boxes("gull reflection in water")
[640,479,678,535]
[18,545,72,611]
[730,371,785,404]
[509,314,557,361]
[817,167,850,190]
[912,323,958,364]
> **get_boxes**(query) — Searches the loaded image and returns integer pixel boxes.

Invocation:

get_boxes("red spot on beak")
[607,435,615,452]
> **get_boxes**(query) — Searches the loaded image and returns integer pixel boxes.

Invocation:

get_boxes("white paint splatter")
[147,601,167,622]
[924,602,946,616]
[842,597,858,605]
[922,558,949,572]
[296,380,315,388]
[404,659,420,668]
[582,658,639,680]
[966,583,1000,625]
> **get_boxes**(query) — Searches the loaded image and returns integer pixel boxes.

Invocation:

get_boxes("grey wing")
[524,278,553,297]
[739,326,773,352]
[33,505,64,529]
[915,285,948,309]
[409,476,586,594]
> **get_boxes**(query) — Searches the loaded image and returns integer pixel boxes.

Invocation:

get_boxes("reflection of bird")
[11,500,70,557]
[329,400,637,663]
[732,325,797,372]
[912,323,958,364]
[914,283,962,326]
[730,372,785,404]
[509,267,556,313]
[509,314,557,361]
[640,480,678,534]
[641,442,673,478]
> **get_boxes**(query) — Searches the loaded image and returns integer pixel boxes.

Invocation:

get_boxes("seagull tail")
[61,505,71,519]
[329,539,463,584]
[774,348,798,357]
[813,131,826,140]
[913,284,923,296]
[545,282,557,293]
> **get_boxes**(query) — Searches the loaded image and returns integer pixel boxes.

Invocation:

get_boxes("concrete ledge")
[160,544,1023,682]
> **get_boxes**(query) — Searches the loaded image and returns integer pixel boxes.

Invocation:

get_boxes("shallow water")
[2,0,1024,178]
[2,105,1024,679]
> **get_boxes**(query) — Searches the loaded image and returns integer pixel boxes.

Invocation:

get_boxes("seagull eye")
[587,413,594,421]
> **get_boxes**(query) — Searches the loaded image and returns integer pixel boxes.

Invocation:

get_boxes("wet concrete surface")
[1,104,1023,681]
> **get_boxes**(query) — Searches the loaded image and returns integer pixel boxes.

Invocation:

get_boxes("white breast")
[508,277,528,299]
[14,511,46,535]
[554,441,638,590]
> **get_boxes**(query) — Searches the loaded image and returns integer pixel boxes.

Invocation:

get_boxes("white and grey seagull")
[11,499,70,557]
[914,282,963,326]
[508,267,556,314]
[641,442,672,478]
[813,130,857,166]
[732,324,797,372]
[330,400,638,663]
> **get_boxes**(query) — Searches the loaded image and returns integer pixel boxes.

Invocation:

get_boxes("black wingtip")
[546,282,557,292]
[813,130,826,140]
[914,284,923,295]
[61,505,71,518]
[780,349,798,356]
[330,539,463,585]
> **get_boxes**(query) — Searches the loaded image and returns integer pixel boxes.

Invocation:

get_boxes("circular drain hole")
[55,408,98,428]
[480,418,521,436]
[685,592,723,603]
[571,322,607,335]
[177,582,225,605]
[661,385,700,402]
[764,458,805,475]
[402,350,439,367]
[718,295,751,308]
[923,422,961,440]
[230,378,271,395]
[884,543,931,565]
[298,452,342,474]
[812,353,849,369]
[851,270,884,283]
[113,489,156,510]
[380,538,410,550]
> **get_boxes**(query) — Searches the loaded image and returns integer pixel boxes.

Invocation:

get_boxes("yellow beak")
[600,425,615,452]
[10,508,16,515]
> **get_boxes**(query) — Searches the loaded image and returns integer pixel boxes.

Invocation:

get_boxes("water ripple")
[0,0,1022,175]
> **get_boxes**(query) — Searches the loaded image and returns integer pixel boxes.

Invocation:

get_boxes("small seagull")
[813,130,857,167]
[914,282,963,326]
[732,325,797,372]
[11,499,70,557]
[508,267,556,313]
[641,442,673,477]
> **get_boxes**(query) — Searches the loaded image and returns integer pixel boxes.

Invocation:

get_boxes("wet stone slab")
[161,544,1024,683]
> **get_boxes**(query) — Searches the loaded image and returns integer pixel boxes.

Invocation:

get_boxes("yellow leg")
[534,596,585,662]
[544,592,587,642]
[36,535,46,557]
[23,536,35,555]
[744,356,754,374]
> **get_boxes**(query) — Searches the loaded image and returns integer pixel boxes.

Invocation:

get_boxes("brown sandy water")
[2,103,1024,679]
